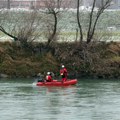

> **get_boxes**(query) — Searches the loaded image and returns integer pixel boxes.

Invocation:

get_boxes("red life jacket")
[46,75,52,82]
[60,68,68,77]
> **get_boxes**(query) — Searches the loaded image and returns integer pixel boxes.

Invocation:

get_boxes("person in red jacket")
[60,65,68,82]
[45,72,53,82]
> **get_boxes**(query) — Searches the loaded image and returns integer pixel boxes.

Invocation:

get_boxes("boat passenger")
[45,72,53,82]
[37,73,44,82]
[60,65,68,82]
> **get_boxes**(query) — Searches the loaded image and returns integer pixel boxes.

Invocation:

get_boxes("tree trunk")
[86,0,96,44]
[7,0,10,9]
[47,10,57,46]
[77,0,83,43]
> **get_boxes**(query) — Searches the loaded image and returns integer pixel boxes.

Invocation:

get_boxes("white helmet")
[62,65,65,68]
[47,72,50,75]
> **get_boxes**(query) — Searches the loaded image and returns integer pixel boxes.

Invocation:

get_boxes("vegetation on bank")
[0,1,120,79]
[0,41,120,79]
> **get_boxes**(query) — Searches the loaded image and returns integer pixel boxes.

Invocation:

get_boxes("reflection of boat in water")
[36,79,77,87]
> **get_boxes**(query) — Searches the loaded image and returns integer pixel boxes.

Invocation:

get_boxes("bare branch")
[0,10,42,47]
[86,0,113,44]
[43,0,64,46]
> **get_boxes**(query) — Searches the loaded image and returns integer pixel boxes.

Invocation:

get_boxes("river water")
[0,78,120,120]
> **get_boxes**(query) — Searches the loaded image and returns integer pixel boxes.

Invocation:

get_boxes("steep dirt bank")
[0,41,120,79]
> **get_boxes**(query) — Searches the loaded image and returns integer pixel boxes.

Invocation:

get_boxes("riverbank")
[0,41,120,79]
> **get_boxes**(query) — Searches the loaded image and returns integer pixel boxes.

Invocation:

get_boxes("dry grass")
[0,41,119,78]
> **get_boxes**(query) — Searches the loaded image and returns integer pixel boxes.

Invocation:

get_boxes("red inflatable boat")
[36,79,77,87]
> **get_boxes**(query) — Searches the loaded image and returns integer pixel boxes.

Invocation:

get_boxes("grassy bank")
[0,41,120,79]
[0,42,59,78]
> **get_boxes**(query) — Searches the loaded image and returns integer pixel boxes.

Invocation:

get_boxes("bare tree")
[87,0,113,44]
[0,10,42,47]
[42,0,62,46]
[76,0,113,44]
[42,0,72,46]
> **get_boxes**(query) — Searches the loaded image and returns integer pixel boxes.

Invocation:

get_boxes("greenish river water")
[0,78,120,120]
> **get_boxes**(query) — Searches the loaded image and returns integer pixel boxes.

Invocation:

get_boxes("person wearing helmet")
[37,73,44,82]
[60,65,68,82]
[45,72,53,82]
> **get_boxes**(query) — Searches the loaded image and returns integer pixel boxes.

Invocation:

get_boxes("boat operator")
[60,65,68,82]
